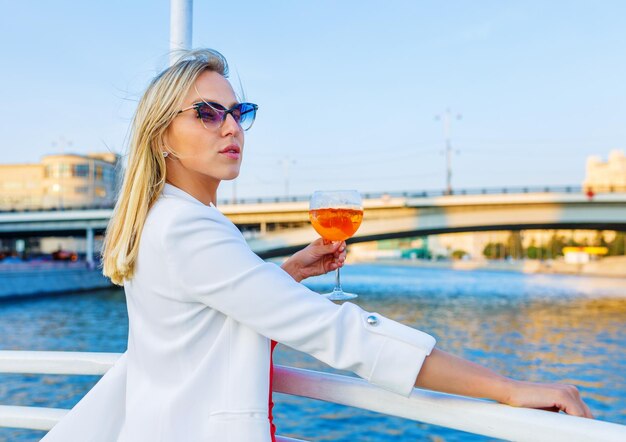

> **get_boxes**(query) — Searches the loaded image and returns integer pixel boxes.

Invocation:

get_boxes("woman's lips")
[220,151,240,160]
[219,145,241,160]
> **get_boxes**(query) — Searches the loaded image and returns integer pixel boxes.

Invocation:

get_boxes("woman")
[42,49,592,442]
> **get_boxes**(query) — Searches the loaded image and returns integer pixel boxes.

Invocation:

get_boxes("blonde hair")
[102,49,228,285]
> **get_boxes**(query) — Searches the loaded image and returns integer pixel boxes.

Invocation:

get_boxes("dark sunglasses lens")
[196,103,223,126]
[237,103,257,130]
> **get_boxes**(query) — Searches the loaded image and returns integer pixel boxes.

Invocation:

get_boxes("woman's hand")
[415,349,594,419]
[505,380,594,418]
[280,238,346,283]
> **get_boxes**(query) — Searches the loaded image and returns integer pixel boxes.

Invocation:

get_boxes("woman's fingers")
[310,240,346,272]
[582,401,594,419]
[327,251,346,271]
[330,253,345,267]
[334,242,346,258]
[563,385,594,419]
[552,385,593,419]
[508,381,593,419]
[562,402,586,418]
[335,249,346,266]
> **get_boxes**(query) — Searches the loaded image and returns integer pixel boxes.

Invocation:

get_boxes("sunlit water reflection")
[1,264,624,441]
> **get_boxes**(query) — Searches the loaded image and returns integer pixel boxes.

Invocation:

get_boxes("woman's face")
[164,70,244,184]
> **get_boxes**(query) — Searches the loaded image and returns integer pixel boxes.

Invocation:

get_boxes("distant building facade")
[0,153,121,210]
[584,149,626,190]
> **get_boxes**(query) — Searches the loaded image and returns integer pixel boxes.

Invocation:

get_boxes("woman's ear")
[160,133,174,159]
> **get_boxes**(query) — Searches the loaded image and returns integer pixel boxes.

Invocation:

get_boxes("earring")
[162,151,169,158]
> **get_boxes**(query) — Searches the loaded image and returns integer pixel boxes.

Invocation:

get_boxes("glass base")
[324,289,358,301]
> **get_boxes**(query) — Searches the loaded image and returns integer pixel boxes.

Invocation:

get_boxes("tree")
[526,238,543,260]
[506,231,524,259]
[483,242,506,260]
[547,233,568,258]
[451,249,468,260]
[609,231,625,256]
[593,230,609,247]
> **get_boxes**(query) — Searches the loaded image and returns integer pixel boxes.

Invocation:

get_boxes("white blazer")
[42,183,436,442]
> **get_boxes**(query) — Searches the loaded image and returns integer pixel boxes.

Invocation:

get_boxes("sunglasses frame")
[178,101,258,131]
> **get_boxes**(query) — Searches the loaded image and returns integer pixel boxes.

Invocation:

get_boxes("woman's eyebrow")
[193,98,240,108]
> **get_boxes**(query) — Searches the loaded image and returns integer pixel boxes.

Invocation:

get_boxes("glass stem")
[334,268,342,292]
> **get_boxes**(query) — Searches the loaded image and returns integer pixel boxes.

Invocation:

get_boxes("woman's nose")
[221,113,242,137]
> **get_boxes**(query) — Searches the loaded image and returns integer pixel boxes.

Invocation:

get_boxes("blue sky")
[1,1,625,199]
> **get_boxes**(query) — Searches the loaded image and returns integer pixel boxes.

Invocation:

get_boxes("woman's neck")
[165,172,219,207]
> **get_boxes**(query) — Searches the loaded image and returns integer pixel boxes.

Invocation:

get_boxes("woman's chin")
[221,169,241,181]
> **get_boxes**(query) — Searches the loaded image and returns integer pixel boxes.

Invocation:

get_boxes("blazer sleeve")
[162,204,436,397]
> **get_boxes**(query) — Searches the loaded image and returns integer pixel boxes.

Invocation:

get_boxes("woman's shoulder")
[148,191,221,228]
[144,188,237,246]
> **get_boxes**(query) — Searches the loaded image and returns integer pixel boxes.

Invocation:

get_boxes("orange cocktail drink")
[308,208,363,242]
[309,190,363,300]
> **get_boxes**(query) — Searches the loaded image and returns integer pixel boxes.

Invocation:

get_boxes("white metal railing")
[1,351,625,441]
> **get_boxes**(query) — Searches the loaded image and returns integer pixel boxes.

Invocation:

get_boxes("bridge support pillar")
[260,222,267,235]
[86,227,94,269]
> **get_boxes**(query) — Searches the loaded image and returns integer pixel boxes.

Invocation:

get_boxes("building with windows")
[584,149,626,191]
[0,152,121,210]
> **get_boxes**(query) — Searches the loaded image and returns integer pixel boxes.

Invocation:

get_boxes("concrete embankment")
[359,256,626,278]
[0,262,114,299]
[536,256,626,278]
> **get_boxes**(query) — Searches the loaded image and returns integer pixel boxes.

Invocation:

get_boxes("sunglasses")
[178,101,258,131]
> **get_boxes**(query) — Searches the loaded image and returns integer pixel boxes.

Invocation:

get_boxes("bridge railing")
[218,184,623,205]
[0,351,625,441]
[2,185,626,214]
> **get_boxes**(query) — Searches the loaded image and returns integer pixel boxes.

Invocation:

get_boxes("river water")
[0,264,625,441]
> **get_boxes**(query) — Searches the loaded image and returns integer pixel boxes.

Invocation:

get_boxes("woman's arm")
[165,211,592,417]
[164,207,436,396]
[415,348,594,418]
[280,239,593,418]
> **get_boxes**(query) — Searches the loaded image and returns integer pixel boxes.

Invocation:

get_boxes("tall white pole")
[444,110,452,195]
[170,0,193,66]
[436,108,461,195]
[279,156,297,198]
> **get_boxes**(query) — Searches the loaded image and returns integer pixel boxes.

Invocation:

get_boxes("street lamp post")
[435,108,462,195]
[279,156,297,199]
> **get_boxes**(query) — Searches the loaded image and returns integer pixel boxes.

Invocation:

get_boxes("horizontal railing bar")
[0,351,120,375]
[0,406,307,441]
[274,365,626,442]
[0,405,67,431]
[1,351,625,441]
[3,185,626,213]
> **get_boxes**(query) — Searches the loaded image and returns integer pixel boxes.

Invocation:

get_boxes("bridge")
[243,187,626,257]
[1,185,625,262]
